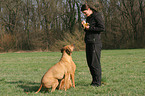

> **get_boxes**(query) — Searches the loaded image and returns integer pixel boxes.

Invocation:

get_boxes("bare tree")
[138,0,145,40]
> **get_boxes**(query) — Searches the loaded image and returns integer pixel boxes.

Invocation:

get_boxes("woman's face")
[82,8,92,17]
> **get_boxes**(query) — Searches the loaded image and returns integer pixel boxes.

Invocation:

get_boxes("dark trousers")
[86,43,102,86]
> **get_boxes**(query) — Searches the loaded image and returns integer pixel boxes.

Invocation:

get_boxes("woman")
[81,3,105,87]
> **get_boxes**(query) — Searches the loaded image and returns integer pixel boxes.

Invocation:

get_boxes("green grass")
[0,49,145,96]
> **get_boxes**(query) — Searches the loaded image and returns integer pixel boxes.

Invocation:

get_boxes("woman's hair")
[81,3,97,12]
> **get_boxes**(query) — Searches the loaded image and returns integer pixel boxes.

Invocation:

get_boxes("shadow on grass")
[76,78,107,87]
[5,80,47,93]
[4,79,65,93]
[76,81,90,86]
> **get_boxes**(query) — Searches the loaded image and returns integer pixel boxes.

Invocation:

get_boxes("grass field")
[0,49,145,96]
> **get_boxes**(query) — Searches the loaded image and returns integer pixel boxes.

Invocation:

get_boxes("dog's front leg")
[64,73,69,91]
[71,73,75,88]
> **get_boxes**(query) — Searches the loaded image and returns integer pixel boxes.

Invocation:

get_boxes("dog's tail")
[35,84,42,93]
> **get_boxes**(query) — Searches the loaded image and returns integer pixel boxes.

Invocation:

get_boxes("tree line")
[0,0,145,52]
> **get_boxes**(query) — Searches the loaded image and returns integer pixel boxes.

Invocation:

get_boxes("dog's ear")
[65,47,72,55]
[61,48,64,53]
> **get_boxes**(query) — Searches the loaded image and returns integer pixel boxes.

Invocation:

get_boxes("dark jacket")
[84,11,105,44]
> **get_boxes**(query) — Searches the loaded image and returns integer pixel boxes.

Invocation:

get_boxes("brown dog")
[35,44,76,93]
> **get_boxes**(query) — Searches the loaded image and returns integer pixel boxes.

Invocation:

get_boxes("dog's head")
[61,44,75,55]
